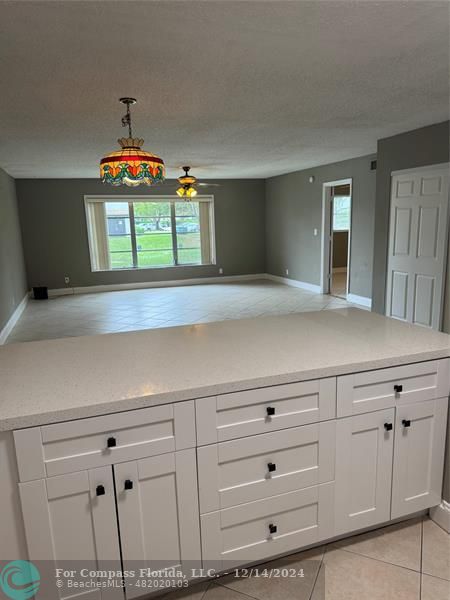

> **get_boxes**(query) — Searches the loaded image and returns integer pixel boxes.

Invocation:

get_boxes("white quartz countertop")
[1,308,449,431]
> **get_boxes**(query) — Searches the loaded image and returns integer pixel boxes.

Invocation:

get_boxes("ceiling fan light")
[176,187,185,197]
[187,186,197,198]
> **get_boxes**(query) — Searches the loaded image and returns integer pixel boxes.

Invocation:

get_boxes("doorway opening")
[321,179,352,298]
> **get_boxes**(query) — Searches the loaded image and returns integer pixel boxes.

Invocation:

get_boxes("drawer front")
[196,378,336,445]
[14,401,196,481]
[337,359,450,417]
[201,483,334,571]
[198,421,335,513]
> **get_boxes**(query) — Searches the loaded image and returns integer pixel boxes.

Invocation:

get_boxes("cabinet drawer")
[198,421,335,513]
[196,378,336,445]
[14,401,196,481]
[337,359,450,417]
[201,483,334,571]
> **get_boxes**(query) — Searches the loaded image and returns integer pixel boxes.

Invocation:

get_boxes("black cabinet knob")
[96,485,105,496]
[124,479,133,491]
[384,423,393,431]
[107,436,117,448]
[266,406,275,416]
[268,524,277,534]
[394,385,403,394]
[402,419,411,428]
[267,462,277,473]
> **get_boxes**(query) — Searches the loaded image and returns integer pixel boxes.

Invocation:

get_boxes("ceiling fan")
[175,166,220,199]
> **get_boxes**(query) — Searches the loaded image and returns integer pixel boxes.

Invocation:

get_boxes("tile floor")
[163,517,449,600]
[6,279,366,344]
[330,269,347,300]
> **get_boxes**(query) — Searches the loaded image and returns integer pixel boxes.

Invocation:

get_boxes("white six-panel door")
[386,164,449,329]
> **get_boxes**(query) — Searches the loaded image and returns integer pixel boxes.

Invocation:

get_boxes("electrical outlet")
[285,269,289,276]
[219,268,223,275]
[64,276,70,285]
[313,228,318,237]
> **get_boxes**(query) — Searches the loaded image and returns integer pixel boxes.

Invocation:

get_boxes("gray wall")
[332,231,349,269]
[0,167,27,331]
[16,179,265,289]
[266,154,376,298]
[372,121,450,317]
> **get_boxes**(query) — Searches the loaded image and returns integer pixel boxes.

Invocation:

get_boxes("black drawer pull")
[394,385,403,394]
[384,423,393,431]
[266,406,275,416]
[96,485,105,496]
[268,524,277,535]
[402,419,411,428]
[124,479,133,491]
[107,436,117,448]
[267,462,277,473]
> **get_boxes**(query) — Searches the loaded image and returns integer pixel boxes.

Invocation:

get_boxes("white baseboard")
[430,501,450,533]
[265,273,322,294]
[347,293,372,309]
[46,274,267,297]
[0,294,28,345]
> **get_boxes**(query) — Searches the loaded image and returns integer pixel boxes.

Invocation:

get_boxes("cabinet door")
[115,449,201,599]
[391,398,448,519]
[335,409,395,535]
[19,467,123,600]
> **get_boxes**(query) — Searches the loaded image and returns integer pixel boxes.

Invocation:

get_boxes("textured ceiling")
[0,0,449,179]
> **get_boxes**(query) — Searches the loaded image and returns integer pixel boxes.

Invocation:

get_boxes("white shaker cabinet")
[114,449,201,600]
[19,466,123,600]
[334,409,395,535]
[391,397,448,519]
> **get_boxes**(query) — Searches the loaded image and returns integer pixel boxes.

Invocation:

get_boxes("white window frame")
[84,195,216,272]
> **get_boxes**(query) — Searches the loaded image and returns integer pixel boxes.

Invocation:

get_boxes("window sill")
[92,263,217,273]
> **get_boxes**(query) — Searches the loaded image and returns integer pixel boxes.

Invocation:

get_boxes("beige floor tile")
[311,548,420,600]
[203,583,254,600]
[422,518,450,581]
[421,574,450,600]
[162,580,211,600]
[216,547,324,600]
[7,281,361,344]
[331,517,422,571]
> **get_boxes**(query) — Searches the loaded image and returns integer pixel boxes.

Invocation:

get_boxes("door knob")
[124,479,133,491]
[96,485,105,496]
[107,436,117,448]
[402,419,411,428]
[267,462,277,473]
[268,524,277,534]
[394,385,403,394]
[384,423,393,431]
[266,406,275,416]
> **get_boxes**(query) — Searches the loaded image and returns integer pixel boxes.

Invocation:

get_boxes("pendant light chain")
[121,100,133,139]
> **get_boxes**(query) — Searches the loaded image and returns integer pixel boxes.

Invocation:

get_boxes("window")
[332,196,351,231]
[85,196,215,271]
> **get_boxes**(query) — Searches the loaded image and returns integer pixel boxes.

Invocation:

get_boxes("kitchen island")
[1,308,449,598]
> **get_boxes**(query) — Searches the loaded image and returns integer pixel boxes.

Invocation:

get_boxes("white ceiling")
[0,1,448,179]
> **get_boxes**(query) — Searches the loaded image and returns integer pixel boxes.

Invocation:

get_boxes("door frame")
[385,163,450,330]
[320,178,353,295]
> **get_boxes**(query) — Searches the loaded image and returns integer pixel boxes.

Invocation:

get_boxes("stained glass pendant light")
[100,98,165,187]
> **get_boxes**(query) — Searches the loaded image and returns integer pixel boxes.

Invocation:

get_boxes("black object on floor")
[33,286,48,300]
